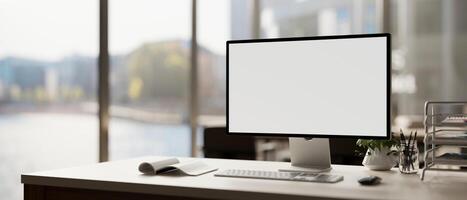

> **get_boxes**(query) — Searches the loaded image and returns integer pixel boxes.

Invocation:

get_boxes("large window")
[109,0,191,160]
[0,0,98,199]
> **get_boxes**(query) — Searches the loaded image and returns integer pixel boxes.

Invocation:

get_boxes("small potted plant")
[356,135,399,171]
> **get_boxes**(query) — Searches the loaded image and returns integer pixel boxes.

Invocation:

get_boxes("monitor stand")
[279,137,332,173]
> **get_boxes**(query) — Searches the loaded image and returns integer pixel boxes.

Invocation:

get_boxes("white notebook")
[138,158,218,176]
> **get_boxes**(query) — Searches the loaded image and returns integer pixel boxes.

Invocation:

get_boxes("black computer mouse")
[358,176,382,185]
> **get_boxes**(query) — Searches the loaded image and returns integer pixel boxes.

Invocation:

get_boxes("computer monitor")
[227,34,390,172]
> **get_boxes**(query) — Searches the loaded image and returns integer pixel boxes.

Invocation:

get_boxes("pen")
[400,129,408,171]
[410,131,417,170]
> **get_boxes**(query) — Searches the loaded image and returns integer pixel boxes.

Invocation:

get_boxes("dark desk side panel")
[24,184,208,200]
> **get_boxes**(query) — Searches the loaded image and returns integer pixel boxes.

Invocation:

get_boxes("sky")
[0,0,230,61]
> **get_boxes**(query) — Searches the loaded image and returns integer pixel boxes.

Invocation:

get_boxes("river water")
[0,113,190,200]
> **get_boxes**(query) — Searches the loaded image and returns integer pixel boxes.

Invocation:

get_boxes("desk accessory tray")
[421,101,467,180]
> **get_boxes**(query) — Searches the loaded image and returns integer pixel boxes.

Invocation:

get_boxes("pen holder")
[399,142,419,174]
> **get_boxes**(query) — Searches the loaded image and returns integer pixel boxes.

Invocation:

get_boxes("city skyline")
[0,40,225,113]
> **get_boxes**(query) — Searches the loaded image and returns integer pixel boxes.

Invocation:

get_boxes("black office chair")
[329,138,365,165]
[203,127,256,160]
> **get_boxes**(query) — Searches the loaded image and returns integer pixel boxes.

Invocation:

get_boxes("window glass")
[0,0,98,199]
[391,0,467,128]
[109,0,191,160]
[198,0,231,119]
[260,0,379,38]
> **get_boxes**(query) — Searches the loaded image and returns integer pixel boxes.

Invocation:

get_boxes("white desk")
[22,156,467,200]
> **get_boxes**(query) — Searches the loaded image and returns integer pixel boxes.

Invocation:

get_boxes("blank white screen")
[228,37,387,137]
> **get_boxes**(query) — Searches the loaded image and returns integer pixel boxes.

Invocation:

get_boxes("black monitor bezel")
[226,33,391,139]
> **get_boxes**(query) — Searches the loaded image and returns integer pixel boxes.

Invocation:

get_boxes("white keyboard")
[215,169,343,183]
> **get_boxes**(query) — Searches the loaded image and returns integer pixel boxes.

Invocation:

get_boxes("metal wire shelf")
[421,101,467,180]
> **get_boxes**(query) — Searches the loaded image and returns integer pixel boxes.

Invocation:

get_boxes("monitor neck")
[279,137,332,173]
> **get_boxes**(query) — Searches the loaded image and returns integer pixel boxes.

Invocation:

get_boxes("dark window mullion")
[98,0,110,162]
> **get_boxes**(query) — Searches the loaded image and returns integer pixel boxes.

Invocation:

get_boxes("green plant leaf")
[356,135,399,153]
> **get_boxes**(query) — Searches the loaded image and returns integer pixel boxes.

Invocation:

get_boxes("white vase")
[362,147,397,171]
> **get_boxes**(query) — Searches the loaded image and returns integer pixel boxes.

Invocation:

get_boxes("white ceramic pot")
[362,147,397,171]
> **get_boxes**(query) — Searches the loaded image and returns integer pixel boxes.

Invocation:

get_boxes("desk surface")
[22,156,467,200]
